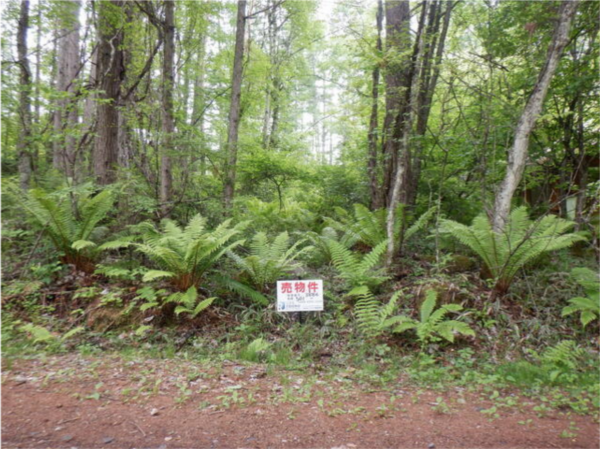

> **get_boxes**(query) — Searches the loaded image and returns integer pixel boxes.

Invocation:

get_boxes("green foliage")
[326,239,389,291]
[562,268,599,328]
[167,286,215,318]
[229,231,311,294]
[235,197,316,234]
[19,185,114,272]
[325,204,437,250]
[107,214,248,291]
[304,226,354,266]
[348,286,400,338]
[239,337,272,363]
[20,323,84,346]
[440,207,585,294]
[384,290,474,346]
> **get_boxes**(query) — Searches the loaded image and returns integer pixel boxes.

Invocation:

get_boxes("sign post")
[276,280,323,317]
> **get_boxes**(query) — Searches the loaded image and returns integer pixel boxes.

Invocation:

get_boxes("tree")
[379,0,411,209]
[222,0,247,212]
[53,0,81,179]
[492,0,579,232]
[160,0,175,215]
[17,0,33,190]
[93,0,125,185]
[368,0,383,210]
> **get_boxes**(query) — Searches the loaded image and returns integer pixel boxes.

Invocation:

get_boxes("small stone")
[102,437,114,444]
[428,444,436,449]
[61,435,74,442]
[150,408,159,416]
[165,436,173,442]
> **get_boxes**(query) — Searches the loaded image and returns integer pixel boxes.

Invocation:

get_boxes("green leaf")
[72,240,97,251]
[142,270,175,282]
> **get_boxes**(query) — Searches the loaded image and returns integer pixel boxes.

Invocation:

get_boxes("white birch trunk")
[492,1,579,232]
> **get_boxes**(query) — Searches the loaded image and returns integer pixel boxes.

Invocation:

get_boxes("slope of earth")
[2,354,598,449]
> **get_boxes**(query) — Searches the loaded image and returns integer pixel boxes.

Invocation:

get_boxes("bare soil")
[2,354,598,449]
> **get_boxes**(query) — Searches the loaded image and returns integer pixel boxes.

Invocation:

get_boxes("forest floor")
[2,353,598,449]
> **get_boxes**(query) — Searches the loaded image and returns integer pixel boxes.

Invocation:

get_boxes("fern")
[304,226,354,265]
[167,286,215,318]
[228,231,312,295]
[18,185,114,272]
[326,239,389,291]
[383,290,474,347]
[107,214,248,290]
[325,203,436,250]
[348,286,400,338]
[440,207,585,294]
[562,268,599,328]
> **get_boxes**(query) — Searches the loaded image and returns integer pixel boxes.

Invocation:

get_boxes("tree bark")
[93,0,125,185]
[17,0,33,190]
[160,0,175,216]
[380,0,411,208]
[385,1,428,267]
[407,0,452,207]
[492,1,579,232]
[368,0,384,210]
[53,0,81,179]
[222,0,247,212]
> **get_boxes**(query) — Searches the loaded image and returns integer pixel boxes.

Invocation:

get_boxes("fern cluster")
[20,186,114,272]
[104,214,248,291]
[348,286,400,338]
[382,290,474,346]
[440,207,584,294]
[326,239,389,291]
[225,232,311,303]
[325,203,436,250]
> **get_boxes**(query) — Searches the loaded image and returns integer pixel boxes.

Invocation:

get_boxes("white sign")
[276,280,323,312]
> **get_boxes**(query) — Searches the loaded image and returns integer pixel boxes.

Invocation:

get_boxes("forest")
[1,0,599,447]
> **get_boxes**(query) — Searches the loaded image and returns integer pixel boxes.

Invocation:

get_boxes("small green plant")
[19,323,84,347]
[239,337,272,363]
[384,290,474,347]
[432,396,451,414]
[440,207,584,295]
[562,267,599,328]
[167,287,215,318]
[19,185,114,272]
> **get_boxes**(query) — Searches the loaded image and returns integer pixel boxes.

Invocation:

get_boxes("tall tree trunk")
[407,0,452,207]
[368,0,384,210]
[160,0,175,216]
[380,0,411,208]
[17,0,33,190]
[53,0,81,179]
[385,1,428,266]
[222,0,247,212]
[492,1,579,232]
[93,0,125,185]
[191,36,207,174]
